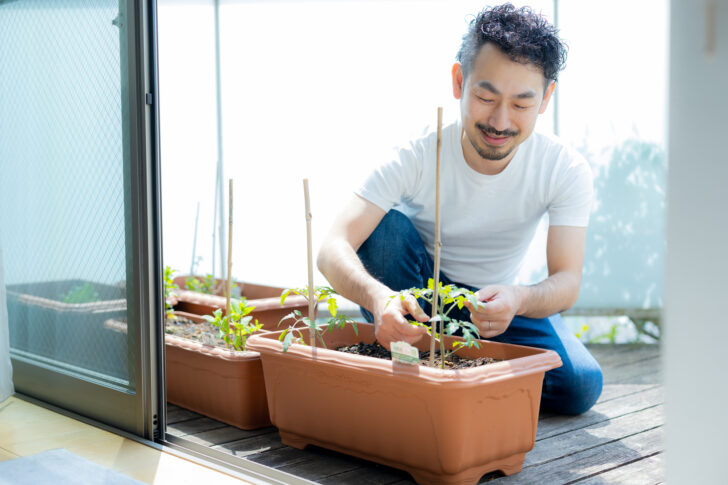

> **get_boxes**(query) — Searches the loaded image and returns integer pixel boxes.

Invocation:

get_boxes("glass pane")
[0,0,134,389]
[557,0,668,311]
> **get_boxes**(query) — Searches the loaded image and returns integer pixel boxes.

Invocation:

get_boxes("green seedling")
[164,266,179,321]
[203,298,263,351]
[186,274,216,294]
[61,282,99,304]
[278,286,357,352]
[392,278,484,367]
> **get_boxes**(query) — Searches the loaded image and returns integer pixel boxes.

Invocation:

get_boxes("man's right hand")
[372,291,429,350]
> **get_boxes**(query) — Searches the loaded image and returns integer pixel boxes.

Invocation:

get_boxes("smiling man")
[317,4,602,415]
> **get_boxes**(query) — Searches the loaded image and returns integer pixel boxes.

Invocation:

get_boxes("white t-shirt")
[357,120,593,289]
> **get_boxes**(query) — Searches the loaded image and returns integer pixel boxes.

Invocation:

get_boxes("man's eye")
[478,97,494,103]
[514,104,529,110]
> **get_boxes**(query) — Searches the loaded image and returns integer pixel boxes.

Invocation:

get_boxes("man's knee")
[543,355,603,415]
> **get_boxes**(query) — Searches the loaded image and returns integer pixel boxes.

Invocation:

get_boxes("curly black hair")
[456,4,568,84]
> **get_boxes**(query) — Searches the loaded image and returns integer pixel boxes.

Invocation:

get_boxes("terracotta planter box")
[165,333,271,430]
[247,323,562,485]
[172,275,308,326]
[104,309,308,430]
[6,280,128,379]
[163,288,310,430]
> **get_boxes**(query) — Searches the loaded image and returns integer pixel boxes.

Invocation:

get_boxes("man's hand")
[464,285,525,338]
[372,291,429,350]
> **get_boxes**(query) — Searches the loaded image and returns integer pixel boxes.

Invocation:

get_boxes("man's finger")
[403,295,429,321]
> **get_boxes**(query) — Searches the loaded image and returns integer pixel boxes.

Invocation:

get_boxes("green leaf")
[280,289,292,306]
[327,297,338,318]
[282,331,294,352]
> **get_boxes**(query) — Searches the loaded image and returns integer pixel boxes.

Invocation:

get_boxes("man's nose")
[488,103,510,132]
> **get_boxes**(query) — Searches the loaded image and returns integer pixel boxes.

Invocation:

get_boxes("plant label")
[391,341,419,365]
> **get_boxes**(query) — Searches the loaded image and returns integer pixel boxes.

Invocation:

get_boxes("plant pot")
[104,313,295,430]
[163,302,312,430]
[172,275,308,326]
[165,333,271,430]
[246,323,562,485]
[6,280,128,379]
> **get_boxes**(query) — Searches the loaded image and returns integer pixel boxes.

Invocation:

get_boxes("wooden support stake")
[431,107,443,368]
[225,179,234,349]
[303,179,316,349]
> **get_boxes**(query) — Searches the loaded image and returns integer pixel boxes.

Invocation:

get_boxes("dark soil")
[165,317,229,348]
[336,342,499,369]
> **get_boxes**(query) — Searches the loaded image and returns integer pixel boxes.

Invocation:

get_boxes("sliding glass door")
[0,0,162,437]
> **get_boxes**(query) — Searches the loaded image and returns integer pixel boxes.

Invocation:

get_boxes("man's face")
[453,43,555,173]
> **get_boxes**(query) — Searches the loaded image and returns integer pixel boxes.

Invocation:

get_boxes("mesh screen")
[0,0,134,386]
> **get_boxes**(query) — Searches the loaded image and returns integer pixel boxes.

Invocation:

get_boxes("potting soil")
[337,342,498,369]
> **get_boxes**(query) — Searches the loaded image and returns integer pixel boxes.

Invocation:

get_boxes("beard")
[467,123,520,161]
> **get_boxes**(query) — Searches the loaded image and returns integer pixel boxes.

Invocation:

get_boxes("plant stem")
[225,178,233,350]
[303,179,316,349]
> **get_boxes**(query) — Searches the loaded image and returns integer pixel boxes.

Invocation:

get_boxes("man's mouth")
[481,131,510,146]
[477,124,518,148]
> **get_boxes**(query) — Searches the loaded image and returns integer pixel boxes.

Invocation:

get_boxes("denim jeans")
[357,210,603,415]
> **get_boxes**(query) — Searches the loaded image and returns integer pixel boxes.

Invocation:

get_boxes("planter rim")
[11,291,127,313]
[175,289,308,311]
[247,329,562,386]
[164,333,262,362]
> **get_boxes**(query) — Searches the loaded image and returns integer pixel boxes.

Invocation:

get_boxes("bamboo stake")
[225,179,233,336]
[431,107,443,368]
[303,179,316,349]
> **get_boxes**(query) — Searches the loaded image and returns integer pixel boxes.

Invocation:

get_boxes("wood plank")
[245,446,313,469]
[180,426,277,447]
[576,452,664,485]
[602,357,662,385]
[491,427,663,484]
[165,404,201,424]
[277,446,366,481]
[596,384,660,404]
[318,464,412,484]
[166,416,228,436]
[213,432,287,457]
[526,405,663,467]
[537,387,663,440]
[587,345,660,367]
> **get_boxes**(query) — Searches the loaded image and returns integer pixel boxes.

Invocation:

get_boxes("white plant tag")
[391,341,419,365]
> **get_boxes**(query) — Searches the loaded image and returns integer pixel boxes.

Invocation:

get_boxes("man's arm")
[317,195,429,349]
[466,225,586,338]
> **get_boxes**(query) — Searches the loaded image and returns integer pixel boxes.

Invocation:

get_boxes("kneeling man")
[317,4,602,415]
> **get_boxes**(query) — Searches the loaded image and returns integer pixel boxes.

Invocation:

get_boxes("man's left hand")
[464,285,525,338]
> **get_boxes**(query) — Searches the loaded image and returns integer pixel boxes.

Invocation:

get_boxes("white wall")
[665,1,728,482]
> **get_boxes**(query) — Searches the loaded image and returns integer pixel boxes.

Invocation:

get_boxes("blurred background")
[157,0,668,343]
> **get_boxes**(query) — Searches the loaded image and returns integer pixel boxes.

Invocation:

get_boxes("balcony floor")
[166,343,663,484]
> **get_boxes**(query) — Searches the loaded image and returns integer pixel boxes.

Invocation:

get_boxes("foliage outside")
[204,298,263,351]
[278,286,356,351]
[61,282,99,304]
[164,266,178,320]
[185,274,216,294]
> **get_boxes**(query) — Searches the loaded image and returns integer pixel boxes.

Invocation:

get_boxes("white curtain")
[0,245,13,402]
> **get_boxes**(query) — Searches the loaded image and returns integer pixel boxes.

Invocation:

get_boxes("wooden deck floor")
[166,344,663,484]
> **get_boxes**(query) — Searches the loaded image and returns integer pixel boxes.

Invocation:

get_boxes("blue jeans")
[357,210,603,415]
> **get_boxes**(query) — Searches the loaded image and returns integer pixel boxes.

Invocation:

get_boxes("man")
[317,4,602,415]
